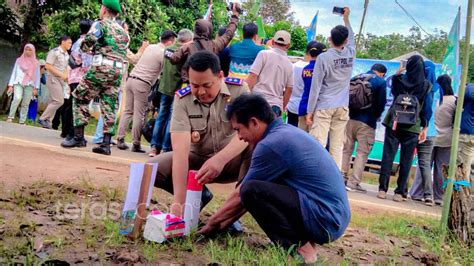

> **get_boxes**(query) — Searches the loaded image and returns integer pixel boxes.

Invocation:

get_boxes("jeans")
[240,180,310,249]
[151,94,173,151]
[8,84,34,123]
[93,91,123,143]
[378,128,419,195]
[408,137,435,199]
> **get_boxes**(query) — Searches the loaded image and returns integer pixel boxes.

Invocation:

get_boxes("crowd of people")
[4,1,473,263]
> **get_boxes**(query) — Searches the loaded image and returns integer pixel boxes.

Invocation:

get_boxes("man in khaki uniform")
[149,51,251,220]
[39,35,72,128]
[116,30,177,152]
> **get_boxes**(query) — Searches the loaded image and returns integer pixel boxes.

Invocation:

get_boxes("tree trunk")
[446,164,472,246]
[19,0,39,54]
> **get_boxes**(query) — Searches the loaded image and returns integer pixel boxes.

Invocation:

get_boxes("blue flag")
[440,7,461,92]
[306,11,319,42]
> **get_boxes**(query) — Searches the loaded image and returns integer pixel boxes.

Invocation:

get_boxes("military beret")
[102,0,122,13]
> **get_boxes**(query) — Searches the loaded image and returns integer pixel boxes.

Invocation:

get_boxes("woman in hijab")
[377,55,433,202]
[431,74,456,205]
[6,43,40,124]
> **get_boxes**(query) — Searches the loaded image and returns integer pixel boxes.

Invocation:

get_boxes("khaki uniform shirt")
[170,81,249,156]
[46,46,69,78]
[130,43,165,86]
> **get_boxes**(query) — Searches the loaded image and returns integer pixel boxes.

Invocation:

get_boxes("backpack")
[392,92,420,126]
[349,74,374,110]
[141,118,156,143]
[390,81,431,128]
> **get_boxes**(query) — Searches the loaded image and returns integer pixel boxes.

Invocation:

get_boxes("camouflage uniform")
[72,18,129,136]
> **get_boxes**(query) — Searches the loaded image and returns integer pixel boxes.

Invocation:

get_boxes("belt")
[102,58,123,69]
[129,75,151,86]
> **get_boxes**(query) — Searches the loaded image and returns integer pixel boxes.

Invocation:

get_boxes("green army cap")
[102,0,122,13]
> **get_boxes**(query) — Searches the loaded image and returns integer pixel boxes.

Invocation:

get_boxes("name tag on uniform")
[92,54,103,66]
[189,114,203,119]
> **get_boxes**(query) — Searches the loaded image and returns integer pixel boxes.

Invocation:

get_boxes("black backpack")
[349,74,374,110]
[390,81,431,127]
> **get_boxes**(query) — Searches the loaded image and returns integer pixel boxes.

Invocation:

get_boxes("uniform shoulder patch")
[175,85,192,98]
[225,77,243,86]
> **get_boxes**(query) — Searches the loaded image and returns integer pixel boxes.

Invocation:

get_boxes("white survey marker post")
[183,170,202,235]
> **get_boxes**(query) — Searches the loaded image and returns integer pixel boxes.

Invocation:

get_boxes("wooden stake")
[129,163,154,240]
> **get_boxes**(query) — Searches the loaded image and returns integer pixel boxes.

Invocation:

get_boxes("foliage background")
[1,0,473,82]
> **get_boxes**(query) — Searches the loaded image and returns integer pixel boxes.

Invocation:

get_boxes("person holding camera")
[306,7,355,170]
[165,3,241,84]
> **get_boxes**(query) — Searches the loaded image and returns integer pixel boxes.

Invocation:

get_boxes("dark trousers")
[62,83,78,137]
[378,128,419,195]
[52,105,63,129]
[240,180,309,250]
[151,93,173,151]
[287,111,299,127]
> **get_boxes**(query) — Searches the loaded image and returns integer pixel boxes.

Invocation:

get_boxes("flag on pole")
[250,0,262,16]
[306,11,319,42]
[203,3,213,21]
[440,7,461,92]
[256,17,266,39]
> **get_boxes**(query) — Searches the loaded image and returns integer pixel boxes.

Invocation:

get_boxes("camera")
[332,6,345,15]
[227,2,243,15]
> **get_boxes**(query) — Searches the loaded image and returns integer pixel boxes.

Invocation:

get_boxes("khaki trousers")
[148,147,252,193]
[116,78,150,145]
[297,116,310,132]
[40,75,65,121]
[309,107,349,170]
[341,119,375,185]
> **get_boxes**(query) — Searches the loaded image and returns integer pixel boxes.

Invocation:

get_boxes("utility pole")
[356,0,369,51]
[439,0,472,244]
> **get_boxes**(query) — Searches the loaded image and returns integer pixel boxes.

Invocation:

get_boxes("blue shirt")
[228,39,264,79]
[460,83,474,135]
[242,120,351,242]
[424,61,440,137]
[298,60,316,116]
[349,70,387,129]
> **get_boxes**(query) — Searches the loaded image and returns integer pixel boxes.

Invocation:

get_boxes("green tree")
[242,0,295,25]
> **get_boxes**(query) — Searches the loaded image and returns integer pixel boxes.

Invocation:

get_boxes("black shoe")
[117,138,129,150]
[61,126,86,148]
[131,144,146,153]
[200,185,214,210]
[92,144,111,155]
[61,136,87,148]
[92,133,111,155]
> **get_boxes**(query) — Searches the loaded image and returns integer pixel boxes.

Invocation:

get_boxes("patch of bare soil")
[0,182,440,265]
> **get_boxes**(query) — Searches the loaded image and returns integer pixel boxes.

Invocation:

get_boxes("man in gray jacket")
[306,7,355,170]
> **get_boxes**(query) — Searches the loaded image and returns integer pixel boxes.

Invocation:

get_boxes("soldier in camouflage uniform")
[61,0,129,156]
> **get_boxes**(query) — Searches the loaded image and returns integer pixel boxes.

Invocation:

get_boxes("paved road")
[0,121,441,218]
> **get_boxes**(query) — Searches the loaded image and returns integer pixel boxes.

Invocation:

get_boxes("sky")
[290,0,474,43]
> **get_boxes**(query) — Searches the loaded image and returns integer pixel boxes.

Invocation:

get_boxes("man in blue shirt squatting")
[199,94,351,263]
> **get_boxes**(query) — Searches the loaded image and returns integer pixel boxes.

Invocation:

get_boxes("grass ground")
[0,180,472,265]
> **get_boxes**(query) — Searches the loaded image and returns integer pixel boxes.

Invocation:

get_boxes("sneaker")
[435,199,443,206]
[38,119,50,129]
[117,138,129,150]
[6,118,13,123]
[424,198,434,206]
[347,183,367,193]
[148,147,158,157]
[393,193,403,202]
[377,190,387,199]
